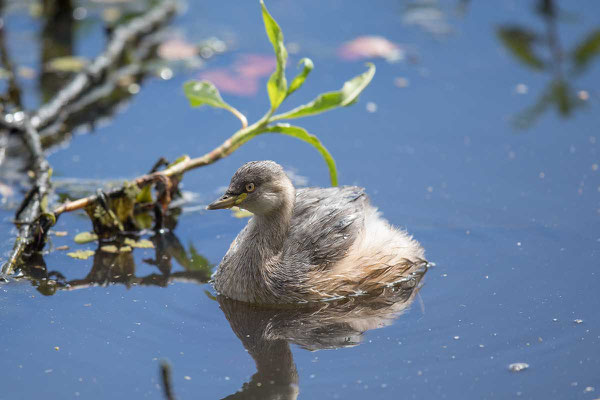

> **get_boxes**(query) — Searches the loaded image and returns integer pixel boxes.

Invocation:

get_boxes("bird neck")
[250,185,295,257]
[214,183,296,302]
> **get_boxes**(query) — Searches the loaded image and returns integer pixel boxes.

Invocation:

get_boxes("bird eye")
[245,182,255,192]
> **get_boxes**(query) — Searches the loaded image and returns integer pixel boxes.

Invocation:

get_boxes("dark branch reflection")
[0,0,174,184]
[40,0,75,103]
[18,218,213,296]
[497,0,599,128]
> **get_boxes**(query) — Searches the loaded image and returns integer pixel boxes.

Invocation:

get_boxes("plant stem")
[52,116,272,217]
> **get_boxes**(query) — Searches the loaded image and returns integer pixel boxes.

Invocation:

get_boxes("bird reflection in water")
[216,262,426,400]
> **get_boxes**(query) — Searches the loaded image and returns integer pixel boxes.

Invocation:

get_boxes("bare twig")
[1,0,178,275]
[52,114,269,216]
[2,119,51,275]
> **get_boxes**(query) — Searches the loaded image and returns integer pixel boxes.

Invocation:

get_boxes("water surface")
[1,0,599,399]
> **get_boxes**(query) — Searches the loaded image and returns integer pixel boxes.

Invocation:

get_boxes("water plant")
[1,0,374,275]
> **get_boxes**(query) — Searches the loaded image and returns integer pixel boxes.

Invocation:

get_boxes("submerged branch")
[1,0,178,275]
[2,119,51,275]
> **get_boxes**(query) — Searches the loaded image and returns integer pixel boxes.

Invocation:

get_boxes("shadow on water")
[497,0,600,128]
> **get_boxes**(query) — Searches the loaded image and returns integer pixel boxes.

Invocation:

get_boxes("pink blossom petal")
[198,69,259,96]
[234,54,276,78]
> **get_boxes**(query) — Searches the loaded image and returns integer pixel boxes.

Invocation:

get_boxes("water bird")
[207,161,426,304]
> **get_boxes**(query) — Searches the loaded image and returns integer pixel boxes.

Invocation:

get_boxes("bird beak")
[207,193,247,210]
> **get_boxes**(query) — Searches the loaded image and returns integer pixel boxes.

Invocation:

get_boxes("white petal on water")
[508,362,529,372]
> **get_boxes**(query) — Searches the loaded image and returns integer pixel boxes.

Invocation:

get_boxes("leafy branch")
[2,0,374,274]
[183,0,375,186]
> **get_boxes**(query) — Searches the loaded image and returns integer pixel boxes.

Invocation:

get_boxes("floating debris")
[158,38,198,61]
[123,238,154,248]
[366,102,378,113]
[515,83,528,94]
[394,77,409,88]
[508,362,529,372]
[0,182,14,198]
[66,250,95,260]
[100,245,132,253]
[74,232,98,244]
[574,319,583,324]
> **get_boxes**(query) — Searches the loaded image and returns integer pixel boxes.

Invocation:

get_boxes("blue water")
[1,0,599,399]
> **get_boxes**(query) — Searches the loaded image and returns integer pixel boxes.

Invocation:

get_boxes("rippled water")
[1,1,599,399]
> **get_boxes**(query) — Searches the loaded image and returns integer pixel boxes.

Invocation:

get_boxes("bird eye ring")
[245,182,255,192]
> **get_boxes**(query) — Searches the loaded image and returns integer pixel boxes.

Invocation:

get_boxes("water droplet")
[366,102,377,113]
[515,83,528,94]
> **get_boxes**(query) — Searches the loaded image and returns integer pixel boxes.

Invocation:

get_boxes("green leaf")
[261,0,288,110]
[497,26,545,70]
[184,81,234,110]
[136,185,153,203]
[272,63,375,120]
[183,81,248,127]
[264,124,338,186]
[287,58,313,96]
[67,249,95,260]
[74,232,99,244]
[572,29,600,73]
[134,213,153,230]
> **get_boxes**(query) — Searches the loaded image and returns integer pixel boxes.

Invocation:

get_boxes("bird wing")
[283,186,368,270]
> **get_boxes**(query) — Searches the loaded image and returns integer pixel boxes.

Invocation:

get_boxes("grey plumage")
[210,161,426,304]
